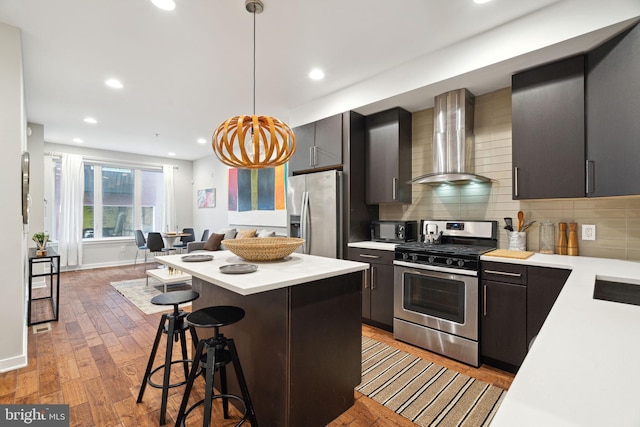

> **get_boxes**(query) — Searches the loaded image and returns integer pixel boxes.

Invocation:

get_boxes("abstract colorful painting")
[197,188,216,208]
[227,164,287,226]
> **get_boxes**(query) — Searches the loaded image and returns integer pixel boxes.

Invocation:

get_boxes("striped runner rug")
[358,336,505,427]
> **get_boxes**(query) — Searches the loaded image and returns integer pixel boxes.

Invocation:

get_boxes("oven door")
[394,264,478,341]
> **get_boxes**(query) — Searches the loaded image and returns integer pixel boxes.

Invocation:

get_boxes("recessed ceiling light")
[197,138,207,144]
[473,0,491,4]
[105,78,123,89]
[151,0,176,11]
[83,117,97,124]
[72,138,83,143]
[168,152,176,156]
[309,69,325,80]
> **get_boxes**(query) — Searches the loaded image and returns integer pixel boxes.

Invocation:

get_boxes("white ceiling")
[1,0,639,161]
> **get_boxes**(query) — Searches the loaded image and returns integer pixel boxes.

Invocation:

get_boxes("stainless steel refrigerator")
[287,169,343,258]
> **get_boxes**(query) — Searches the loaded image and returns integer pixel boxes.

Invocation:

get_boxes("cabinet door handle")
[586,160,594,195]
[313,146,318,166]
[358,254,380,259]
[392,178,398,200]
[483,284,487,317]
[514,166,519,197]
[363,268,368,289]
[371,266,376,289]
[483,270,522,277]
[309,147,314,167]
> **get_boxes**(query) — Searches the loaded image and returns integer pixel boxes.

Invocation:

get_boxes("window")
[50,160,163,240]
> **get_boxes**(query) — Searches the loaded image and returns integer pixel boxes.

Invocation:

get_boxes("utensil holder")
[508,231,527,251]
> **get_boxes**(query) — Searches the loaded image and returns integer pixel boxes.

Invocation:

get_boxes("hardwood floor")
[1,265,513,426]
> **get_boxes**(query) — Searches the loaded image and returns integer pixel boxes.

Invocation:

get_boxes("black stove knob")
[457,259,465,267]
[428,256,435,263]
[410,253,418,261]
[445,258,453,265]
[402,253,409,260]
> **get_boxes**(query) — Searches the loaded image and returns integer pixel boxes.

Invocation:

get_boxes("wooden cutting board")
[484,249,535,259]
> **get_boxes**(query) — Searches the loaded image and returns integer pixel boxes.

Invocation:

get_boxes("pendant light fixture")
[212,0,296,169]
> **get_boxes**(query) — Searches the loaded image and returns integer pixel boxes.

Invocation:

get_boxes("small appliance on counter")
[370,220,418,243]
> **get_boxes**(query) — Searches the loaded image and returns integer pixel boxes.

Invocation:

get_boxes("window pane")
[102,167,134,237]
[83,165,95,239]
[141,169,163,233]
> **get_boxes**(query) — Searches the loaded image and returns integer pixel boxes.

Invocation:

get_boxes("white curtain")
[162,165,176,232]
[59,154,84,267]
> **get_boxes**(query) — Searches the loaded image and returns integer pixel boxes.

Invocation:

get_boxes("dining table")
[160,232,191,248]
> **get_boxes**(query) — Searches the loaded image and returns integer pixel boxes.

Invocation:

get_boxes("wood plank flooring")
[1,264,513,426]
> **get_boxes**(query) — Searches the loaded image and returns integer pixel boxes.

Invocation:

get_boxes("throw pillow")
[257,229,276,238]
[203,233,225,251]
[219,229,237,250]
[236,229,257,239]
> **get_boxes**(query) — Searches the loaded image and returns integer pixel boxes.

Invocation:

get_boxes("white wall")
[192,155,232,236]
[0,22,28,372]
[38,142,194,269]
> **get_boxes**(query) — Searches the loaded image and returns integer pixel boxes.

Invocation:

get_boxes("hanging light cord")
[252,8,256,116]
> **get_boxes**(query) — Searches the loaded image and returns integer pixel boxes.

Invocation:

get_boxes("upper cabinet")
[512,55,586,200]
[586,23,640,197]
[511,22,640,200]
[289,114,342,174]
[365,107,412,204]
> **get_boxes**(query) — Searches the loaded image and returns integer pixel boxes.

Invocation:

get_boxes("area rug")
[110,277,192,315]
[358,337,505,427]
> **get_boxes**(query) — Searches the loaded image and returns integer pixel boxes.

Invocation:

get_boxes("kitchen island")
[156,251,369,427]
[482,253,640,427]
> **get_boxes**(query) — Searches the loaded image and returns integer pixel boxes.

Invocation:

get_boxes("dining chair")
[200,229,210,241]
[173,227,196,253]
[146,232,176,267]
[134,230,148,268]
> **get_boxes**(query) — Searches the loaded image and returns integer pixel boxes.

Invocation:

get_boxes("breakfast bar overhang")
[156,252,369,427]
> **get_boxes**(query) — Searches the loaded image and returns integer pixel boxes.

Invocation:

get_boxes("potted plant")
[32,232,49,256]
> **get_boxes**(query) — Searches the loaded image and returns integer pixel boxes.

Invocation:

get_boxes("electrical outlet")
[120,245,126,252]
[582,224,596,240]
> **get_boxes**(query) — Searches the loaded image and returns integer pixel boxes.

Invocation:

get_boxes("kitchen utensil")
[521,220,536,232]
[517,211,524,232]
[557,222,568,255]
[504,217,513,232]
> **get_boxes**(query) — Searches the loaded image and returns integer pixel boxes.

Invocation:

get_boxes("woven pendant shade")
[212,0,296,169]
[213,114,296,169]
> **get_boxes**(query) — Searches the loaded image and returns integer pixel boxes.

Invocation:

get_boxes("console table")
[28,247,60,326]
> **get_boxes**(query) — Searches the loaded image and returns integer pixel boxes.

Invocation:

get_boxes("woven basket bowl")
[222,237,304,261]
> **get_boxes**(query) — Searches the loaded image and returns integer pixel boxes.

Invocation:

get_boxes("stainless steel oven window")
[402,272,465,323]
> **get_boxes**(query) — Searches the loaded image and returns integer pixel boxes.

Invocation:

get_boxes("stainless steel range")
[393,219,497,367]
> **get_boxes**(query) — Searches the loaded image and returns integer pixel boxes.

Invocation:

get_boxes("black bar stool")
[137,290,200,425]
[175,306,258,427]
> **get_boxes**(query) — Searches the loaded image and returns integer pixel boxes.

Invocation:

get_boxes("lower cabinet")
[347,247,395,331]
[481,280,527,369]
[480,261,570,373]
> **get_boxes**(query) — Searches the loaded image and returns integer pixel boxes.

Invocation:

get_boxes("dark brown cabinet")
[511,55,586,199]
[481,262,527,371]
[527,266,570,347]
[289,114,342,173]
[365,107,412,204]
[347,247,394,331]
[511,22,640,199]
[481,261,570,372]
[586,23,640,197]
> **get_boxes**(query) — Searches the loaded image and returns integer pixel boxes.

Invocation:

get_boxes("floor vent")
[32,323,52,334]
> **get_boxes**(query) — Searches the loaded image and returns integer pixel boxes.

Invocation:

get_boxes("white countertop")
[348,241,398,251]
[155,251,369,296]
[483,252,640,427]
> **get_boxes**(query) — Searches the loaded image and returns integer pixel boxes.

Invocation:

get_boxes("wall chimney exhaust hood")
[412,88,492,185]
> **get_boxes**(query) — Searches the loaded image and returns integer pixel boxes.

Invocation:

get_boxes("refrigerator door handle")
[300,191,310,254]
